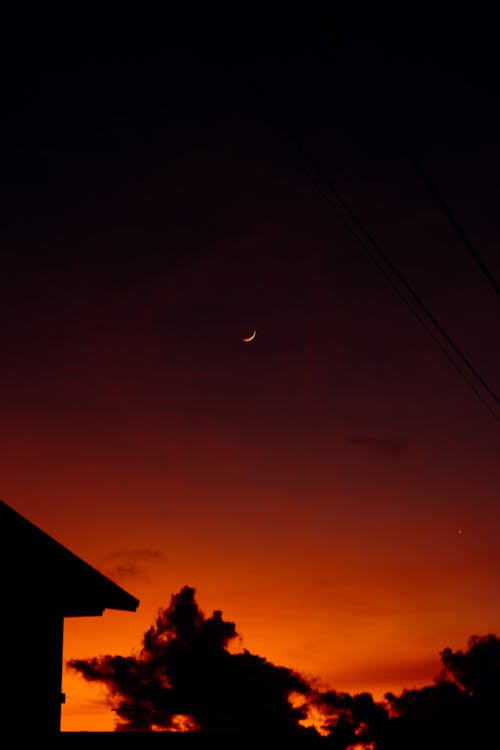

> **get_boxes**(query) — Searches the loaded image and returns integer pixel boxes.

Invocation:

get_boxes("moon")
[242,330,256,343]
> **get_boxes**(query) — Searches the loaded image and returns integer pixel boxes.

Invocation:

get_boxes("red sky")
[1,7,499,731]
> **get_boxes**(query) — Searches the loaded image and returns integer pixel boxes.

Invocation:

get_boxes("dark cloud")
[69,586,314,737]
[69,589,499,746]
[383,682,471,749]
[348,435,409,456]
[380,635,500,748]
[100,549,161,582]
[439,633,500,702]
[313,689,389,746]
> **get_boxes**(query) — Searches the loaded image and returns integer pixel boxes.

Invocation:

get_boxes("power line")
[279,140,500,423]
[315,11,500,299]
[237,64,500,422]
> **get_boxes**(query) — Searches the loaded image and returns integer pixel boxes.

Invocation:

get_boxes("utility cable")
[238,64,500,421]
[315,11,500,298]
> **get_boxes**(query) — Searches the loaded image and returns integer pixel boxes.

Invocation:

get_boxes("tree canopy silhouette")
[69,587,500,747]
[69,585,313,736]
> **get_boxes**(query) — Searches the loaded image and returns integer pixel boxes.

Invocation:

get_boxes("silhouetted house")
[0,499,139,736]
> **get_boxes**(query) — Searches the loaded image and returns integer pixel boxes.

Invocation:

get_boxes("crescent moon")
[242,329,256,342]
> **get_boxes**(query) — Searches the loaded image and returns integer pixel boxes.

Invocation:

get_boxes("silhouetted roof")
[0,499,139,616]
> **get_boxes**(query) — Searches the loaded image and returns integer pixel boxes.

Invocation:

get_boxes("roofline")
[0,499,140,613]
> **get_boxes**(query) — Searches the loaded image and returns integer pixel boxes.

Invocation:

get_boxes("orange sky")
[1,7,499,733]
[3,377,498,731]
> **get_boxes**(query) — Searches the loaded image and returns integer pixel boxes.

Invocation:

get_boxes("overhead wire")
[314,10,500,299]
[237,63,500,423]
[261,115,500,423]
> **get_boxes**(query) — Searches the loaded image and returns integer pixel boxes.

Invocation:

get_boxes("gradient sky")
[1,8,499,731]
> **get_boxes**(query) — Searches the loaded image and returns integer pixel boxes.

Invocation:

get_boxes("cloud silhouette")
[381,636,500,749]
[439,633,500,701]
[69,586,314,737]
[348,435,409,456]
[99,548,161,582]
[69,589,500,746]
[312,689,389,746]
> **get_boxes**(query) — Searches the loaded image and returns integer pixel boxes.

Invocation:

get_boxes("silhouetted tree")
[70,585,314,736]
[69,590,500,747]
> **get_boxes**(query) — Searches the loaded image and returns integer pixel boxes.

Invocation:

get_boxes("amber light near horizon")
[35,431,495,732]
[3,290,498,734]
[2,14,499,733]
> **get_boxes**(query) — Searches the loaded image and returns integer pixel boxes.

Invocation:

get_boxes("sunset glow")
[1,6,499,740]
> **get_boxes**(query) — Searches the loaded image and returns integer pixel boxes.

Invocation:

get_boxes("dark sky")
[1,6,499,730]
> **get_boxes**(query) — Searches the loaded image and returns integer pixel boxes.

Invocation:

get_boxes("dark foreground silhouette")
[68,586,500,747]
[0,498,139,737]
